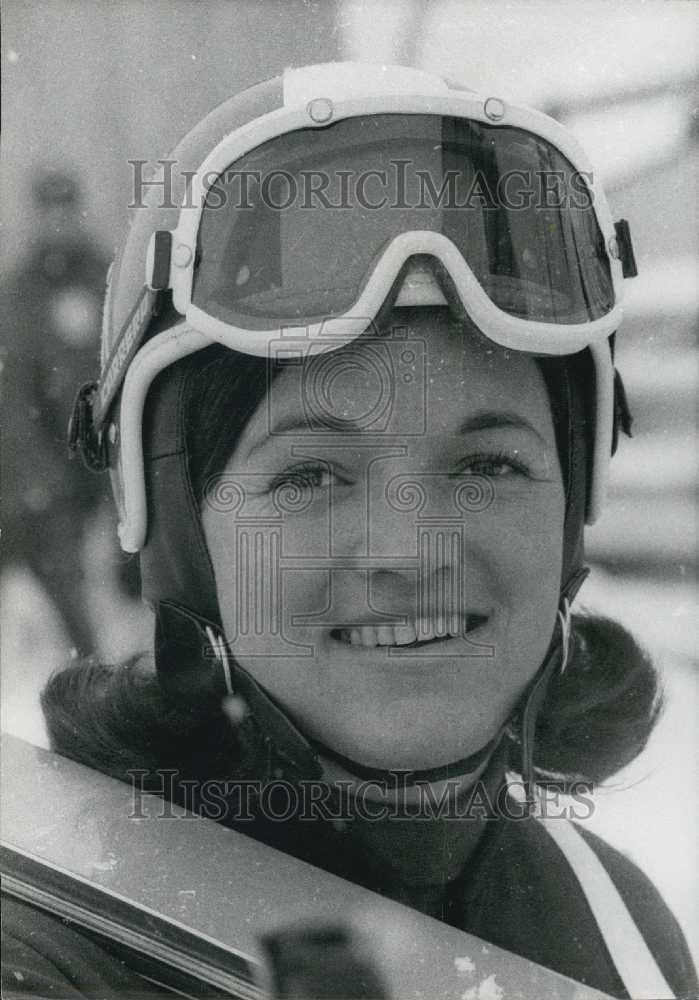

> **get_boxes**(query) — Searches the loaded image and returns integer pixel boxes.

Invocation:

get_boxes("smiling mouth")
[329,615,488,649]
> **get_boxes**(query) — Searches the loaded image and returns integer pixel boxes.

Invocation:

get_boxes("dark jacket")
[3,811,696,999]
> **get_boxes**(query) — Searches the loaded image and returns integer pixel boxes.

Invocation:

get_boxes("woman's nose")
[333,469,458,566]
[338,469,494,615]
[368,469,488,558]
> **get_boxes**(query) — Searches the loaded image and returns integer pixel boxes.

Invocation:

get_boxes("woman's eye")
[269,464,341,493]
[457,452,529,477]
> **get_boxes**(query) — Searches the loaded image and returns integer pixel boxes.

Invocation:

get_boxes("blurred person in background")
[1,169,135,658]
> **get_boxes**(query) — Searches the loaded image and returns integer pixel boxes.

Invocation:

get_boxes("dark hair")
[42,317,662,797]
[40,656,242,791]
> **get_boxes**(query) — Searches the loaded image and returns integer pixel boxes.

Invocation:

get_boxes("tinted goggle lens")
[192,114,613,329]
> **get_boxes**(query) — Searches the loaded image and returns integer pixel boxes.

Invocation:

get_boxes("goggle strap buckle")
[614,219,638,279]
[68,381,109,472]
[612,368,633,454]
[147,230,172,291]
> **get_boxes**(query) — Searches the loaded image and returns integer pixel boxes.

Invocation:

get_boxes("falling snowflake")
[454,955,476,974]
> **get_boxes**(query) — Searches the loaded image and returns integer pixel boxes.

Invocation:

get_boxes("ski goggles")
[147,96,630,360]
[93,74,637,552]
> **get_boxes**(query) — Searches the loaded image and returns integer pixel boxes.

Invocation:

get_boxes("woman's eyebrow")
[459,410,548,446]
[247,413,365,457]
[271,414,365,435]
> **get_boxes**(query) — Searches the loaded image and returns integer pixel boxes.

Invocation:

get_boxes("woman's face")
[202,310,565,770]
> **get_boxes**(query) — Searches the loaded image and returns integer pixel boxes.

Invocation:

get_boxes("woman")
[7,63,696,998]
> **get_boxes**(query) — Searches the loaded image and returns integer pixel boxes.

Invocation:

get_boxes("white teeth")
[416,618,436,642]
[359,626,378,647]
[376,626,395,646]
[393,624,417,646]
[342,618,469,647]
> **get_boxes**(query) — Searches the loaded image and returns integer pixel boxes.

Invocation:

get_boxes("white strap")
[204,626,234,696]
[536,815,675,999]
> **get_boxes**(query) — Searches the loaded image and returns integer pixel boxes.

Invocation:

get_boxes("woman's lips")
[329,614,489,649]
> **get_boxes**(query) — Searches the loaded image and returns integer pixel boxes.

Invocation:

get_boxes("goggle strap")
[95,285,158,429]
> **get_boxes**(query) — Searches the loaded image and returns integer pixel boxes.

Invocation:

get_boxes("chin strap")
[155,601,323,784]
[518,566,589,813]
[312,734,500,788]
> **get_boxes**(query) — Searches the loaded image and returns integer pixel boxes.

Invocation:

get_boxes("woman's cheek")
[488,485,565,667]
